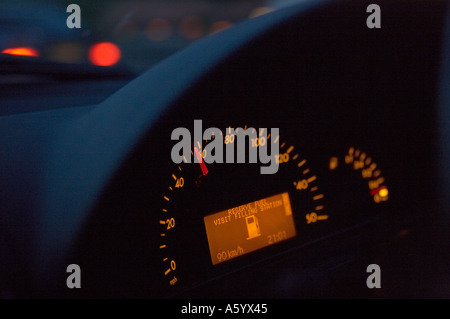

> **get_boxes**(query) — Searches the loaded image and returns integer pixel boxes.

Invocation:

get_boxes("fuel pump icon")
[245,215,261,240]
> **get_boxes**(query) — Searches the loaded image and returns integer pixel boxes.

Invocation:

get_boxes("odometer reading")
[204,192,297,265]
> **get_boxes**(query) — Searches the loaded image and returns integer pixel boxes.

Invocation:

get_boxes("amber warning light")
[204,192,297,265]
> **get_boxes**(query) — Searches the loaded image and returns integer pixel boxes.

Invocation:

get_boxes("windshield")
[0,0,281,73]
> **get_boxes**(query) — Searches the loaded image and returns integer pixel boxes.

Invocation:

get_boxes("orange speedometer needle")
[194,147,208,176]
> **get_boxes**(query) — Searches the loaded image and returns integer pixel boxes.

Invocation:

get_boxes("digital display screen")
[204,192,297,265]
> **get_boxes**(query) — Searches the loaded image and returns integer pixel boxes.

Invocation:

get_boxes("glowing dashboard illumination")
[2,47,39,57]
[378,187,389,198]
[204,192,297,265]
[88,42,121,67]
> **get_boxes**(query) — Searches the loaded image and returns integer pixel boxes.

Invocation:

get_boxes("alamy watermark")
[171,120,280,174]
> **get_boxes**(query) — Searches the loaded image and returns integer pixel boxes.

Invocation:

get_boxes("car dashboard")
[0,0,449,299]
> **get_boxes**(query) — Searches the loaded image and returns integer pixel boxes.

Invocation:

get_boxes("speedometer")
[158,124,329,294]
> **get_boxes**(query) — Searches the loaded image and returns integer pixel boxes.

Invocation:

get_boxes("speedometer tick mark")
[313,194,324,200]
[307,175,316,183]
[297,159,306,167]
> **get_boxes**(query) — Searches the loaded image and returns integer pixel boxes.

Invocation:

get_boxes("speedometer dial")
[158,125,329,294]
